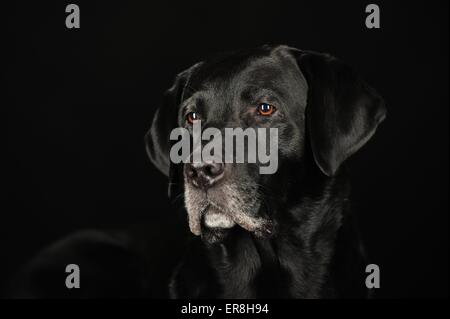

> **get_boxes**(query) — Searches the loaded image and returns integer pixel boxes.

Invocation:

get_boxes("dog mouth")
[186,192,274,240]
[202,202,236,229]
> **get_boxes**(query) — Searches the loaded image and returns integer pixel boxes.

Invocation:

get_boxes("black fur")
[9,45,385,299]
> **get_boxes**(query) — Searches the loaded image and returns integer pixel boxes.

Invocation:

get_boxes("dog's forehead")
[185,48,307,111]
[193,51,296,90]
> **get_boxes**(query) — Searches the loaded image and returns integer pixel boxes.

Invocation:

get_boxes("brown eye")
[186,112,199,124]
[257,103,276,116]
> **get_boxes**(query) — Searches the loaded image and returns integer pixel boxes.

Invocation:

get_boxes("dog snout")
[185,162,224,189]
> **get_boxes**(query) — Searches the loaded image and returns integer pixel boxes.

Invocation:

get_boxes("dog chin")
[199,209,235,244]
[203,210,236,229]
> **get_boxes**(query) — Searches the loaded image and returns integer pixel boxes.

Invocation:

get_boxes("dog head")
[145,45,386,243]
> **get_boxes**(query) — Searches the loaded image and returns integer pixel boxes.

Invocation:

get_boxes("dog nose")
[185,162,224,188]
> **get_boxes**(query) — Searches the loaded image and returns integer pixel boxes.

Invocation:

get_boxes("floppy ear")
[145,63,202,194]
[294,50,386,176]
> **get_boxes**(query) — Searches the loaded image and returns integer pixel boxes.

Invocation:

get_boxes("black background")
[3,0,448,298]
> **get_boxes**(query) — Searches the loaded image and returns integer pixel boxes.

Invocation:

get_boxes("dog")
[9,45,385,298]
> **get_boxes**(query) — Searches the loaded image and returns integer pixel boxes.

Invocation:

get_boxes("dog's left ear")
[145,63,202,196]
[293,49,386,176]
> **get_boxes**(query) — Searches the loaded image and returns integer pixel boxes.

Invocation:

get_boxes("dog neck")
[170,175,352,298]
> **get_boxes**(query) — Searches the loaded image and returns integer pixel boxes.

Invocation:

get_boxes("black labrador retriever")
[9,45,385,298]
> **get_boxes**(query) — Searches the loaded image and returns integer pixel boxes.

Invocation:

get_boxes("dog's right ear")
[145,63,202,177]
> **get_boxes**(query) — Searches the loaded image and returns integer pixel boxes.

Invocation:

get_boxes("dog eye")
[257,103,276,116]
[186,112,200,124]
